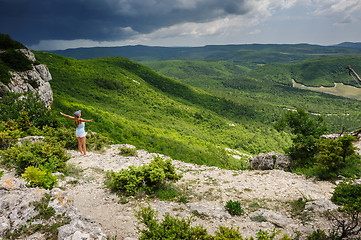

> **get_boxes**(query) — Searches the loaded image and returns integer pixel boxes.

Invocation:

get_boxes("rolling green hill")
[145,57,361,133]
[34,51,293,169]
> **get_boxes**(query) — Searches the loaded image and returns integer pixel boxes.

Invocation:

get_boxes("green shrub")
[87,131,109,151]
[0,91,60,129]
[21,166,58,189]
[214,226,243,239]
[256,229,292,240]
[225,200,244,216]
[331,181,361,213]
[135,205,211,240]
[0,170,3,179]
[135,205,291,240]
[314,135,359,180]
[0,33,26,49]
[306,230,331,240]
[328,180,361,239]
[0,49,33,72]
[95,77,131,90]
[43,126,77,149]
[0,120,22,150]
[316,135,355,171]
[0,141,70,175]
[154,182,182,201]
[107,156,182,196]
[119,146,138,156]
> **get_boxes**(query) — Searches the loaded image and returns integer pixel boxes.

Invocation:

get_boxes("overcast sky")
[1,0,360,50]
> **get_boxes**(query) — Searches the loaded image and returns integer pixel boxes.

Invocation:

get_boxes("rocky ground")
[0,144,347,240]
[64,145,337,239]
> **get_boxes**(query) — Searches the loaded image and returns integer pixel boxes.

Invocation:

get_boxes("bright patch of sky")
[0,0,360,50]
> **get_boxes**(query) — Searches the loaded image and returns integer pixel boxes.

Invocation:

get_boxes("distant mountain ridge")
[335,42,361,50]
[49,43,361,68]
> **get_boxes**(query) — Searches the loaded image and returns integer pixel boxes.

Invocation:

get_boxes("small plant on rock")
[21,166,58,190]
[119,146,137,156]
[225,200,244,216]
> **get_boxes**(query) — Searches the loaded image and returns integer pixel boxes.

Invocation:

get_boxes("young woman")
[60,110,93,156]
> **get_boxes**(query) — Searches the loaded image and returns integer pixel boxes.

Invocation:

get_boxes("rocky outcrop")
[0,49,53,108]
[0,175,106,240]
[249,151,291,170]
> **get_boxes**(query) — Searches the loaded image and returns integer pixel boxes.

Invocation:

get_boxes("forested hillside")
[146,57,361,132]
[34,52,291,169]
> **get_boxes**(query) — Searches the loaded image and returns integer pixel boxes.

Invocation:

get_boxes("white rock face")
[0,177,106,240]
[0,49,53,108]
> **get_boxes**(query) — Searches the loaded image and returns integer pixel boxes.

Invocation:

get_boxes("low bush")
[225,200,244,216]
[0,49,33,72]
[331,181,361,213]
[154,182,185,201]
[135,205,210,240]
[86,131,110,151]
[107,156,182,196]
[0,141,70,175]
[0,119,22,150]
[21,166,58,190]
[119,146,138,156]
[0,33,26,49]
[328,180,361,239]
[135,205,292,240]
[0,91,61,129]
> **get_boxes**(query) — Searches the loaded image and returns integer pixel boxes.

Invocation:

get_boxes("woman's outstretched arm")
[80,118,93,123]
[60,112,75,120]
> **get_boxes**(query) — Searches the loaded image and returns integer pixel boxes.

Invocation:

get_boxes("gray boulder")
[249,209,293,228]
[249,152,290,170]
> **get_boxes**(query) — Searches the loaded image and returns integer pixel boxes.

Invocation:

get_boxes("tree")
[274,108,328,167]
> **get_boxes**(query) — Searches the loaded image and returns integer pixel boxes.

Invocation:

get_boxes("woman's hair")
[74,117,81,127]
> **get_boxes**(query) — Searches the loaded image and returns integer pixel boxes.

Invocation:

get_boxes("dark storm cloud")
[0,0,249,45]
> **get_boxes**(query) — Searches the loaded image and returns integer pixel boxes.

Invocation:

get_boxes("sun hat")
[74,110,81,117]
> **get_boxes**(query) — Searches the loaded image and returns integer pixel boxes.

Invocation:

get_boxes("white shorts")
[76,131,87,138]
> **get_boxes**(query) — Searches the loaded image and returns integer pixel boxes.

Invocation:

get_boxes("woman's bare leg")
[77,137,84,155]
[81,137,87,155]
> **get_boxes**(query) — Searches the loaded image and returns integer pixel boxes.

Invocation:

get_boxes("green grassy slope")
[34,51,291,169]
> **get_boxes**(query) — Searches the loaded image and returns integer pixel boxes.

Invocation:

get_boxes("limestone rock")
[0,177,106,240]
[249,152,290,170]
[249,208,293,228]
[185,201,231,219]
[0,49,53,108]
[305,199,338,212]
[18,136,45,145]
